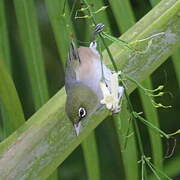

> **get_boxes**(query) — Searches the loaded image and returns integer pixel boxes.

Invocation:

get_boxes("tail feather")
[68,41,80,63]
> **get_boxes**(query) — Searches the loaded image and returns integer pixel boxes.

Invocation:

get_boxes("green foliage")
[82,133,100,180]
[45,0,72,69]
[0,0,11,72]
[0,0,179,179]
[13,0,49,109]
[0,60,25,137]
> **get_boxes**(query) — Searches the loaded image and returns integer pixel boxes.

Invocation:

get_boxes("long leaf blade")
[0,0,25,139]
[0,0,11,72]
[0,60,25,137]
[13,0,49,109]
[0,0,179,178]
[45,0,72,69]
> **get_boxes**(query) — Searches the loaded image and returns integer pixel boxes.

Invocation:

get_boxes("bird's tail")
[68,41,80,63]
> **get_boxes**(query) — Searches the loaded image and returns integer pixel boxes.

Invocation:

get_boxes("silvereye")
[65,40,113,135]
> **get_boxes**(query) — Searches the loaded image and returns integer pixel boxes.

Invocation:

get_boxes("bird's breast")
[74,46,112,101]
[75,57,103,99]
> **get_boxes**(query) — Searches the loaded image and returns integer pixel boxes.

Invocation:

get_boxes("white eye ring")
[78,107,86,119]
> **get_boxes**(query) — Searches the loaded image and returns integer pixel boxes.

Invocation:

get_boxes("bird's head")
[65,84,99,135]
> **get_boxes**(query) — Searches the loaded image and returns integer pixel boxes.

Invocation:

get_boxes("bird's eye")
[78,107,87,119]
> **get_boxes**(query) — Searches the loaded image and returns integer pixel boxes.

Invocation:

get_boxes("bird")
[65,41,105,135]
[65,24,124,136]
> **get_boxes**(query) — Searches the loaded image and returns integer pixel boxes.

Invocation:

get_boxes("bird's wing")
[65,42,80,92]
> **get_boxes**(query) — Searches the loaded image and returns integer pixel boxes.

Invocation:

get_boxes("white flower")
[100,71,124,113]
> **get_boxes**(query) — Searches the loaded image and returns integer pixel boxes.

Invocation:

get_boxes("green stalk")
[0,60,25,137]
[0,0,179,178]
[149,0,160,7]
[0,0,11,73]
[13,0,49,110]
[0,125,3,142]
[172,50,180,87]
[0,0,12,139]
[81,133,100,180]
[121,84,147,179]
[113,102,139,180]
[109,0,135,33]
[0,0,25,140]
[45,0,72,69]
[47,170,59,180]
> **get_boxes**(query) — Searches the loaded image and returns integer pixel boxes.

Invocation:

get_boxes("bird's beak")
[74,121,81,136]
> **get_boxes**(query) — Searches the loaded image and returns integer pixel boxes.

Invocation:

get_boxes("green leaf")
[13,0,49,109]
[0,0,179,178]
[149,0,161,7]
[109,0,135,33]
[45,0,72,69]
[0,60,25,137]
[82,132,100,180]
[172,49,180,87]
[0,0,11,73]
[113,102,139,180]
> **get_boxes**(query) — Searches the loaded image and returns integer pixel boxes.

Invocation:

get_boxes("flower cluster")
[100,71,124,113]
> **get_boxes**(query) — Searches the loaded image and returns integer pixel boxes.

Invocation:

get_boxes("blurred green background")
[0,0,179,179]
